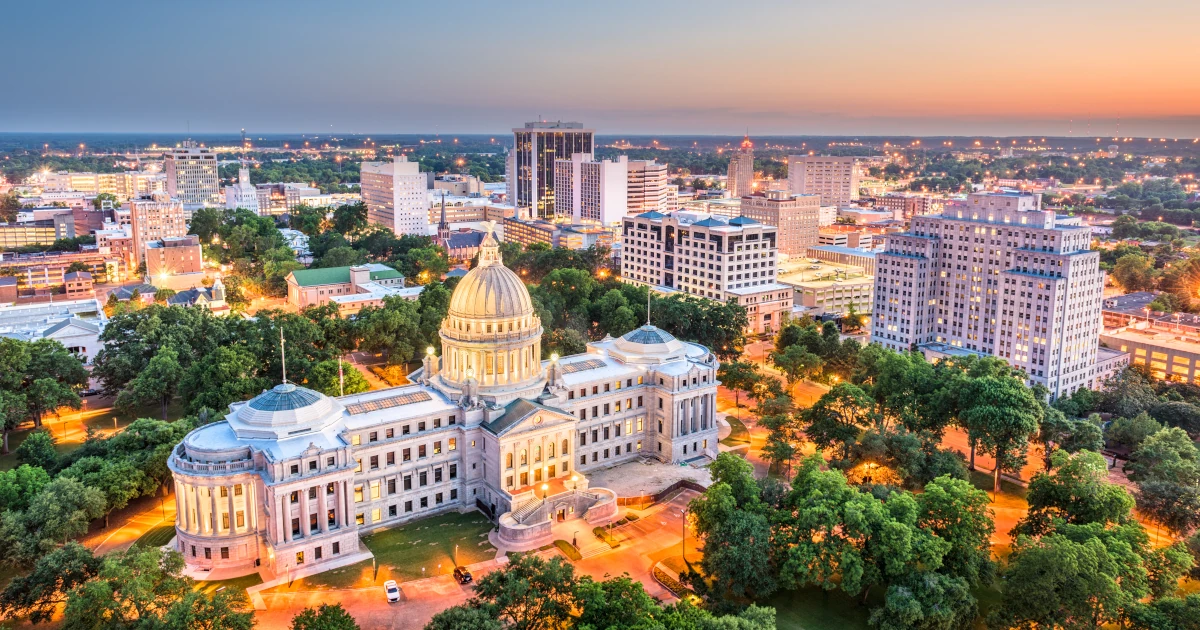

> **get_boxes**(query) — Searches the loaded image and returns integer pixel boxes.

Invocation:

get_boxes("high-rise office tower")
[164,142,220,206]
[512,121,594,219]
[726,135,755,198]
[787,155,859,206]
[871,191,1104,399]
[739,191,822,255]
[553,153,628,226]
[626,159,670,215]
[361,156,427,236]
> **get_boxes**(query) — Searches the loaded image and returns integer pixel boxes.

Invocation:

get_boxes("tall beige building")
[43,171,165,199]
[871,192,1105,399]
[127,192,188,264]
[626,159,670,215]
[726,136,754,198]
[164,142,220,207]
[738,191,821,255]
[361,156,427,236]
[787,155,859,206]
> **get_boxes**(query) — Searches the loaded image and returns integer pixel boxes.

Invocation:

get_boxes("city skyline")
[3,0,1198,137]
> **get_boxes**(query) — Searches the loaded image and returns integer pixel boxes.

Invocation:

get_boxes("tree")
[1136,481,1200,539]
[115,345,183,419]
[15,429,57,471]
[179,345,267,414]
[92,193,119,210]
[161,588,254,630]
[308,360,370,397]
[1099,369,1159,420]
[291,603,360,630]
[1017,450,1135,537]
[316,245,367,269]
[803,383,876,459]
[357,297,424,365]
[0,542,101,624]
[1038,409,1103,470]
[1127,427,1199,486]
[573,575,662,630]
[961,375,1042,494]
[770,344,822,386]
[1112,253,1158,292]
[868,572,977,630]
[425,605,503,630]
[468,554,577,630]
[717,360,760,416]
[1126,594,1200,630]
[0,477,105,566]
[59,456,152,528]
[25,377,81,428]
[0,464,51,513]
[1106,412,1163,453]
[915,475,995,587]
[332,201,369,238]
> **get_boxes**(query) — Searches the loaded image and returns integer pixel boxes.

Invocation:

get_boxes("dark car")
[453,566,472,584]
[81,388,100,397]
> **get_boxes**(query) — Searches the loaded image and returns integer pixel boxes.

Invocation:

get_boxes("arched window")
[562,439,569,455]
[534,445,542,462]
[506,453,513,469]
[520,449,528,466]
[548,442,555,458]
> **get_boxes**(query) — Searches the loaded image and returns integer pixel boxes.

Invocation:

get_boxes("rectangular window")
[637,418,644,432]
[604,427,610,440]
[580,432,587,446]
[386,428,394,439]
[352,435,361,446]
[402,425,411,435]
[451,489,458,500]
[333,542,341,555]
[289,465,299,475]
[204,547,211,559]
[371,481,380,500]
[356,514,364,525]
[404,475,412,491]
[404,501,413,513]
[420,497,428,509]
[370,455,379,470]
[580,455,586,465]
[369,431,378,443]
[389,505,397,517]
[403,448,412,462]
[434,418,441,428]
[419,471,428,486]
[434,441,442,455]
[418,421,426,432]
[449,464,457,479]
[315,546,323,560]
[434,468,443,483]
[449,438,456,451]
[326,456,335,467]
[222,513,230,530]
[604,448,610,459]
[592,452,598,462]
[372,508,381,522]
[354,486,364,502]
[307,461,316,471]
[435,493,444,505]
[419,445,427,458]
[355,459,362,473]
[386,452,395,466]
[236,511,244,528]
[450,415,457,425]
[388,479,396,494]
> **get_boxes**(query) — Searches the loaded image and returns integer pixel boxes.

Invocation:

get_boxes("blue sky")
[3,0,1198,136]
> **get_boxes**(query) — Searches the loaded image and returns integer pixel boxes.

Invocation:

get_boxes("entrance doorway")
[557,508,566,522]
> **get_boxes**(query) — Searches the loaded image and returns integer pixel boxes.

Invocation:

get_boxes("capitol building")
[168,229,720,577]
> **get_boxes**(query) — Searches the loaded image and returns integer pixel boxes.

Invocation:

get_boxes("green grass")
[554,540,581,561]
[281,559,375,591]
[968,469,1028,499]
[721,415,751,447]
[360,510,496,582]
[135,524,177,548]
[768,587,873,630]
[195,573,263,597]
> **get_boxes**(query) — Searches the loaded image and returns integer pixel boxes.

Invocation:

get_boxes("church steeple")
[437,191,450,242]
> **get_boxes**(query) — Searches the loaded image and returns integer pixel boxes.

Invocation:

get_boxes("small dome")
[611,325,686,361]
[233,383,343,434]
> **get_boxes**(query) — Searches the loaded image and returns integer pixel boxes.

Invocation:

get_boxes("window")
[370,455,379,469]
[371,481,380,500]
[449,464,457,480]
[191,546,196,557]
[290,491,299,504]
[369,431,378,443]
[434,441,442,455]
[521,449,528,465]
[333,542,341,555]
[534,445,541,462]
[435,493,444,505]
[451,489,458,500]
[354,486,364,502]
[592,453,598,462]
[403,448,412,462]
[418,421,426,432]
[637,418,644,432]
[327,483,335,495]
[404,501,413,513]
[637,396,643,407]
[562,439,569,455]
[579,433,587,446]
[388,479,396,494]
[507,475,513,488]
[419,445,427,458]
[355,459,362,473]
[604,448,610,459]
[326,456,335,467]
[315,546,323,560]
[580,455,586,465]
[356,514,365,525]
[506,453,514,468]
[404,475,412,491]
[387,452,395,466]
[352,435,361,446]
[449,438,457,451]
[434,418,442,429]
[402,425,411,435]
[307,461,316,471]
[435,468,443,483]
[520,472,528,486]
[222,514,229,530]
[419,471,427,486]
[236,511,245,528]
[308,487,317,500]
[219,487,228,498]
[204,548,211,560]
[372,508,381,522]
[603,427,610,440]
[603,404,610,415]
[386,428,394,439]
[289,465,299,475]
[420,497,428,509]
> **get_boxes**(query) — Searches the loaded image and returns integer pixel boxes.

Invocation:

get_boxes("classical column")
[281,494,292,542]
[209,486,219,534]
[332,482,341,530]
[319,483,329,533]
[197,488,208,535]
[299,487,311,538]
[248,483,258,533]
[342,481,352,528]
[227,485,236,535]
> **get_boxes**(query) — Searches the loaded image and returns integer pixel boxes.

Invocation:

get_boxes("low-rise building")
[727,283,793,335]
[285,263,410,311]
[805,245,878,276]
[501,217,612,251]
[0,249,127,290]
[780,275,874,318]
[167,277,230,316]
[0,298,107,364]
[145,235,204,289]
[1100,325,1200,383]
[63,271,94,298]
[817,231,874,249]
[0,214,75,249]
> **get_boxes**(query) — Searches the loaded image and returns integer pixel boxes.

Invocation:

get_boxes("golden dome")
[446,229,535,321]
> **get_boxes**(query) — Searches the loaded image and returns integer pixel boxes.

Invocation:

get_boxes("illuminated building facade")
[510,122,594,219]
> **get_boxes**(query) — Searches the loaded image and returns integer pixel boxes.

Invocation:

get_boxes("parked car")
[384,580,401,603]
[81,388,100,397]
[453,566,473,584]
[809,264,821,269]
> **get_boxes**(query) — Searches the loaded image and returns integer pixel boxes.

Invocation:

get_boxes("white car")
[809,264,821,269]
[384,580,401,603]
[809,259,821,263]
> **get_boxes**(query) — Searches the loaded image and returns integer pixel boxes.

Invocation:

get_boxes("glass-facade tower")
[512,122,593,219]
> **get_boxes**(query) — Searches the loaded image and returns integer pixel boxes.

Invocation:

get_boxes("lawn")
[361,510,496,582]
[721,416,751,447]
[768,587,873,630]
[135,524,177,549]
[195,573,263,597]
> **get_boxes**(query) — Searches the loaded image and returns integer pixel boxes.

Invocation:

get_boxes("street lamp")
[541,483,549,500]
[679,507,690,562]
[570,475,578,491]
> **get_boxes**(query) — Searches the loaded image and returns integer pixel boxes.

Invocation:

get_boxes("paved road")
[252,492,700,629]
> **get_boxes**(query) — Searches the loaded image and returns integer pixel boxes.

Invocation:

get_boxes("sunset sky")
[4,0,1198,136]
